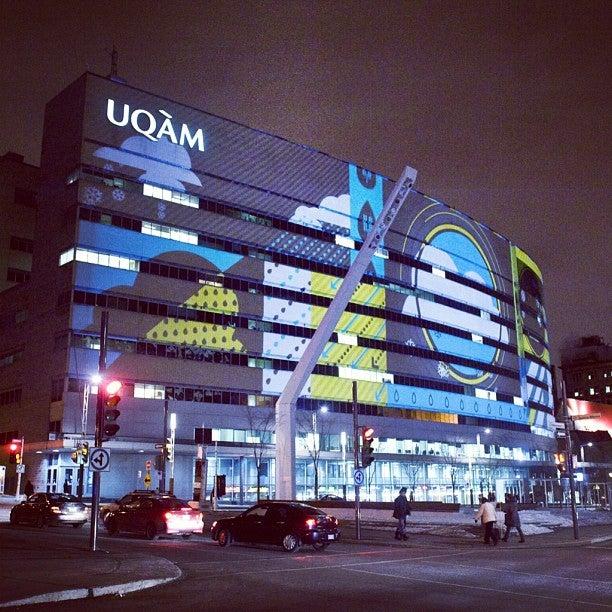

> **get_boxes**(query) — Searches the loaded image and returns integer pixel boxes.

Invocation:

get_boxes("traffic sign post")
[89,448,110,472]
[353,468,364,487]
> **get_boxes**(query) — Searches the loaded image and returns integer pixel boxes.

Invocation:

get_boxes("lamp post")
[169,413,176,495]
[340,431,347,499]
[311,405,328,497]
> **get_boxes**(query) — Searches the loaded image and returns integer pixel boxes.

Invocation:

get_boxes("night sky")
[0,0,609,363]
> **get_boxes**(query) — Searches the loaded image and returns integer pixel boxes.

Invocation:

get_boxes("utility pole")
[160,399,168,493]
[352,381,361,540]
[561,377,579,540]
[89,310,108,552]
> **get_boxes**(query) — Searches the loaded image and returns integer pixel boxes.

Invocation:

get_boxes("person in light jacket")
[475,496,497,545]
[502,495,525,543]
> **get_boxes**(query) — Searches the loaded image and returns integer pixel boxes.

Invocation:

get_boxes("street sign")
[89,447,110,472]
[353,468,365,487]
[571,413,601,421]
[16,464,25,474]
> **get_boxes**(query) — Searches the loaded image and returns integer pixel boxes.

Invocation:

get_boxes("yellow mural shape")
[318,343,387,371]
[146,285,244,352]
[310,375,388,405]
[311,272,386,309]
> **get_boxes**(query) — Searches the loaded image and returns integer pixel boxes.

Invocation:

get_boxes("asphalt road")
[2,525,611,611]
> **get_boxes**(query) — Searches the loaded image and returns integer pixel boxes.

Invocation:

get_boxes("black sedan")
[105,495,202,539]
[10,493,87,528]
[211,502,340,552]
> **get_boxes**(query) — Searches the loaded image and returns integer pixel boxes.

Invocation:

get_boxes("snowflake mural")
[157,201,167,220]
[84,185,102,206]
[112,188,125,202]
[437,361,449,379]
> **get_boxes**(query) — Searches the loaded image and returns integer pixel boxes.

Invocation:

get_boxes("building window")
[134,383,165,399]
[0,348,23,368]
[141,220,198,245]
[51,378,64,402]
[587,374,592,380]
[589,388,595,395]
[6,268,30,283]
[143,183,199,208]
[0,387,21,406]
[9,236,34,254]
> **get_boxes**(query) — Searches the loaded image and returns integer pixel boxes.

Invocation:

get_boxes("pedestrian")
[24,479,34,497]
[392,486,412,540]
[63,478,71,494]
[502,494,525,543]
[493,502,505,545]
[474,495,496,545]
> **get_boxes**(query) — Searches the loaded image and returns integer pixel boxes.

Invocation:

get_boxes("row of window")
[0,387,21,406]
[69,289,520,385]
[78,204,518,323]
[6,268,30,283]
[62,237,516,348]
[82,167,517,305]
[143,183,199,208]
[9,235,34,254]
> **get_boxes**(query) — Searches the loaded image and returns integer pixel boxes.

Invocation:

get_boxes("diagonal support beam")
[275,164,418,499]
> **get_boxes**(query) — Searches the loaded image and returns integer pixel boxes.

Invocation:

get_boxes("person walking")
[393,487,412,540]
[475,495,497,545]
[493,502,505,545]
[502,494,525,543]
[24,479,34,498]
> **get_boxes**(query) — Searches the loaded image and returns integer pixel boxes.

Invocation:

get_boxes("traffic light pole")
[561,378,579,540]
[352,381,361,540]
[15,437,24,499]
[89,310,108,552]
[160,399,168,493]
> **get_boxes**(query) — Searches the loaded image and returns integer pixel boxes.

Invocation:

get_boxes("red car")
[105,495,202,539]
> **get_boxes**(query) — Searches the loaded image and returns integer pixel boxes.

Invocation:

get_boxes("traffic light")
[164,437,174,462]
[8,441,19,464]
[554,452,567,474]
[216,474,226,497]
[81,441,89,465]
[361,427,375,468]
[71,449,79,464]
[103,380,122,439]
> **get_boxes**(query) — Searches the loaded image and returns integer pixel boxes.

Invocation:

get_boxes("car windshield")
[155,498,189,510]
[48,494,77,503]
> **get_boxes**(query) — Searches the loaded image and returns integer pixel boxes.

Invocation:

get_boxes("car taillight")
[211,520,217,529]
[165,511,173,520]
[305,518,316,529]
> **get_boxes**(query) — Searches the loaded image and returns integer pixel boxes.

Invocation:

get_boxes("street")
[1,522,611,611]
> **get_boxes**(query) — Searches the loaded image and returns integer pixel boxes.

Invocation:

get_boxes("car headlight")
[51,506,62,514]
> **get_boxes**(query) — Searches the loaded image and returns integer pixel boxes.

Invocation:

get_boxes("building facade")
[562,336,612,405]
[0,73,557,503]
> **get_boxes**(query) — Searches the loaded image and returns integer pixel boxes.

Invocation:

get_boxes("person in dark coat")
[24,479,34,497]
[502,495,525,543]
[393,487,412,540]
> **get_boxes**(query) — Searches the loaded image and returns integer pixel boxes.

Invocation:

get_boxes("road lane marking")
[343,566,612,608]
[422,559,612,585]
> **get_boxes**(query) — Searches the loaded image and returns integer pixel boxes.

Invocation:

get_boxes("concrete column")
[275,400,296,500]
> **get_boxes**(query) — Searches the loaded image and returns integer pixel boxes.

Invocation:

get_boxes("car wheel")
[217,528,232,547]
[145,522,158,540]
[281,533,301,553]
[72,523,83,529]
[312,541,329,552]
[106,518,118,536]
[182,534,191,539]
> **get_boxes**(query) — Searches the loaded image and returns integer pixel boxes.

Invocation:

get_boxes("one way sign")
[89,447,110,472]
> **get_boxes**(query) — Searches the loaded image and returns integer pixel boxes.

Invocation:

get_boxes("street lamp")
[580,442,594,463]
[169,413,177,495]
[340,431,347,499]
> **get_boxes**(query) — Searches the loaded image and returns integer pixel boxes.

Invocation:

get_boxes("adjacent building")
[562,336,612,405]
[0,73,557,503]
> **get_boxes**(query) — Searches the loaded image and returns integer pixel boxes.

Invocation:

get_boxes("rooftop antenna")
[105,46,126,83]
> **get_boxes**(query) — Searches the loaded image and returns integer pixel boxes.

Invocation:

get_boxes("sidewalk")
[0,533,181,608]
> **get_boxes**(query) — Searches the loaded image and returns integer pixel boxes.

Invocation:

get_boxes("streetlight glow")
[90,373,102,384]
[170,413,177,430]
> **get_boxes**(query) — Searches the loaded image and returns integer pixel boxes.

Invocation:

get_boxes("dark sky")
[1,0,609,363]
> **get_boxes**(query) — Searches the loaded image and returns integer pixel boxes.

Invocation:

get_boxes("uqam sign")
[106,99,205,151]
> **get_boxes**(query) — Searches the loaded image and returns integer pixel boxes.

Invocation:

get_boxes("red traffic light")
[9,442,18,452]
[362,427,374,440]
[106,380,122,395]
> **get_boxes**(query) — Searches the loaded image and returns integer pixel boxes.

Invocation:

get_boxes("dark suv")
[211,502,340,552]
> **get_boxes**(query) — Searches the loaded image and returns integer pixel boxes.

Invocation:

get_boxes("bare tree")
[440,451,463,503]
[401,463,422,501]
[297,410,332,499]
[244,404,275,501]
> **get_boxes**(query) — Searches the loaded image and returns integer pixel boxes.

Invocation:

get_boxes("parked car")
[99,490,163,525]
[10,493,87,528]
[211,501,340,552]
[318,494,343,501]
[105,495,202,539]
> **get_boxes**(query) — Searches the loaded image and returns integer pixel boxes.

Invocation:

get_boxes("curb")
[0,564,182,608]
